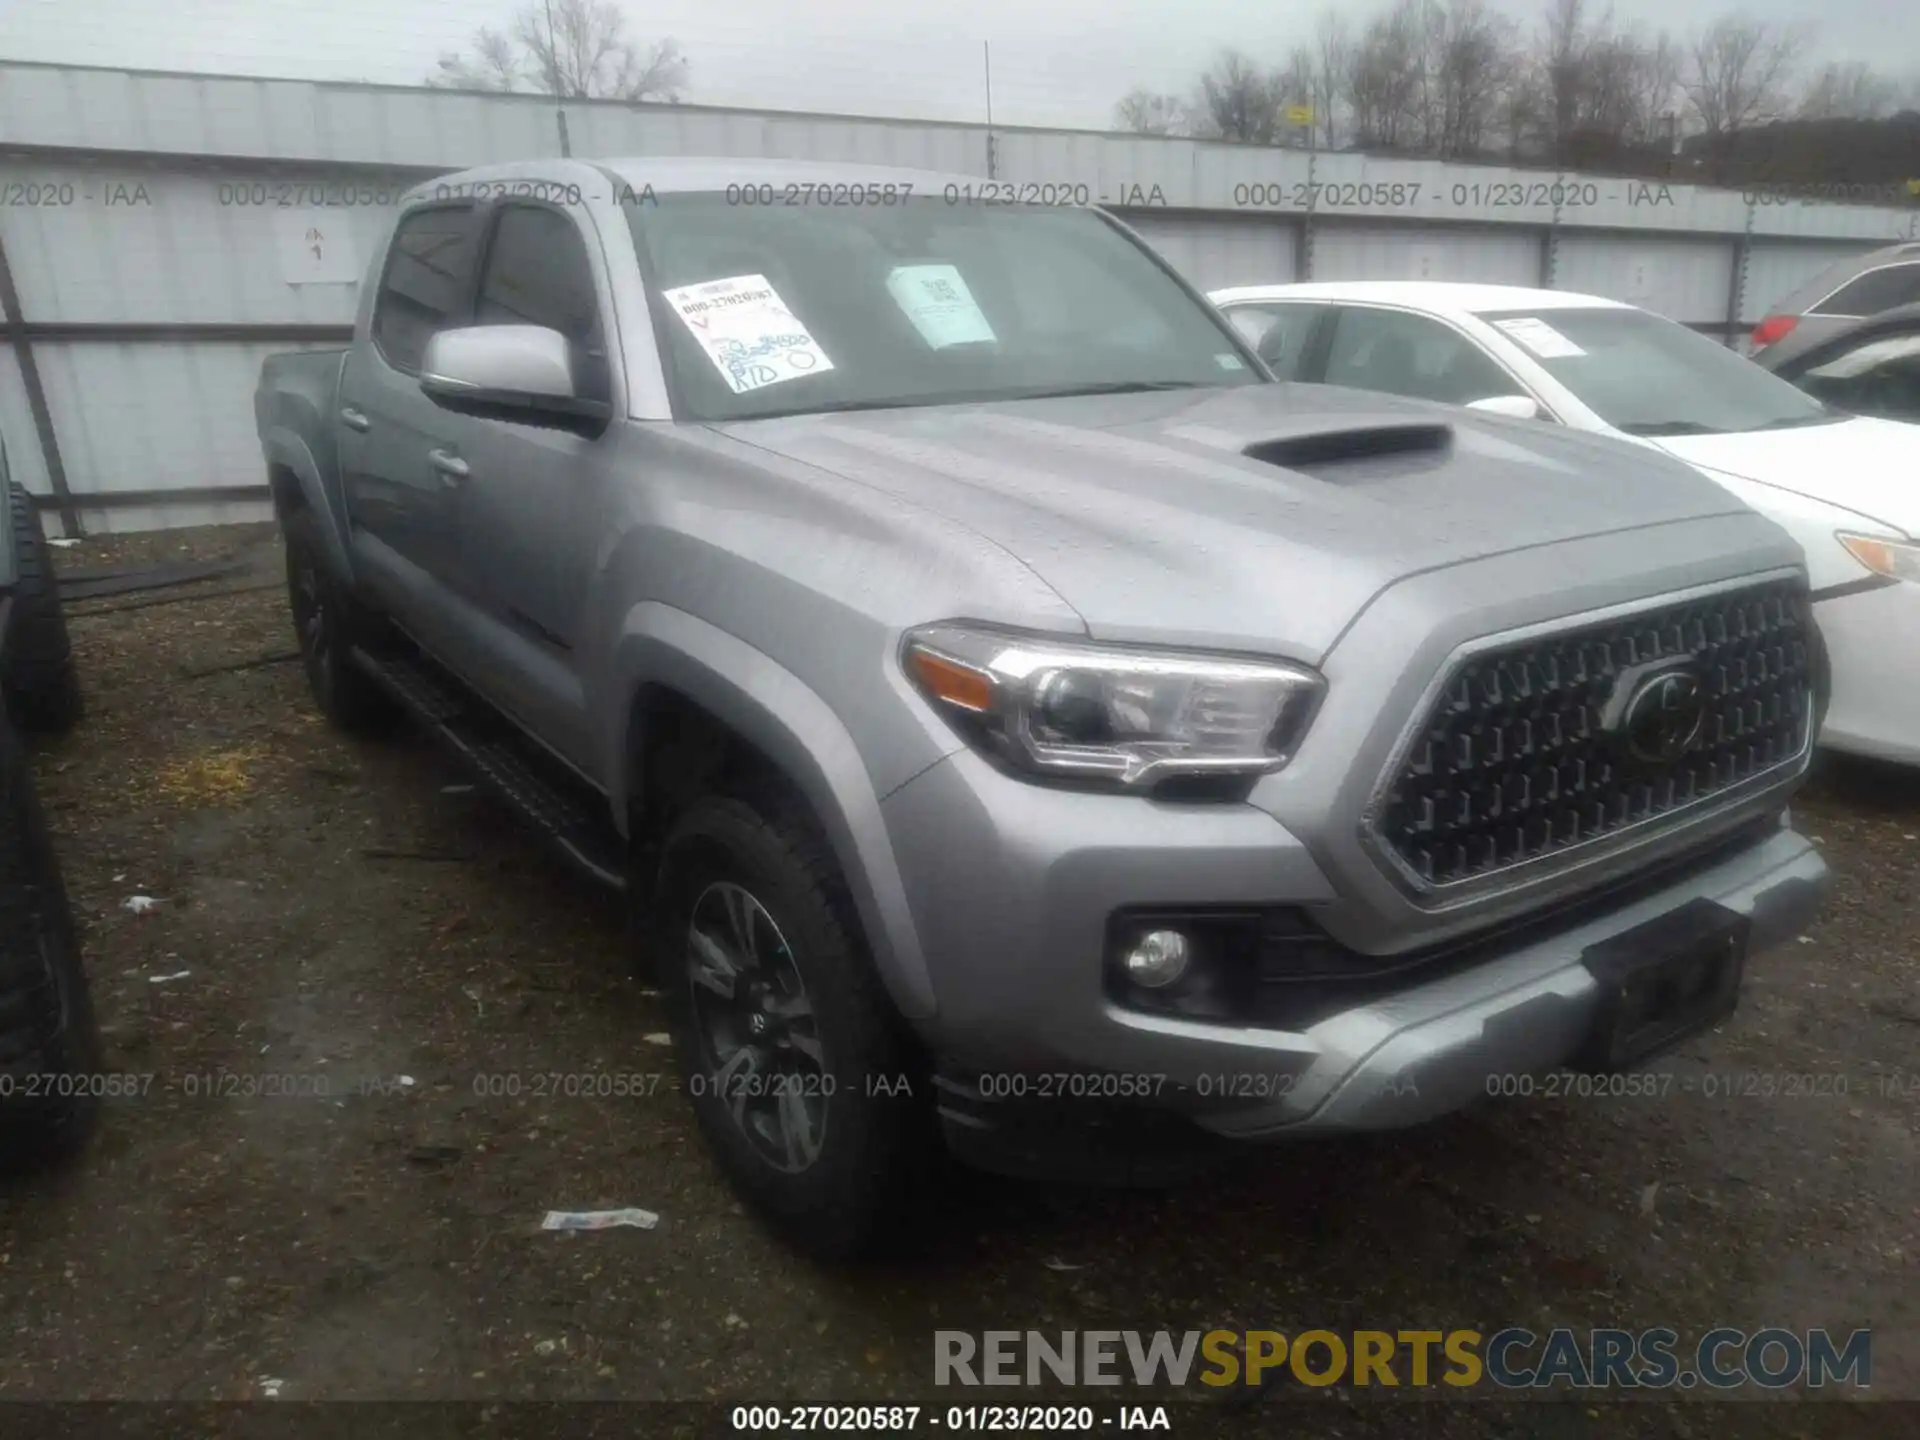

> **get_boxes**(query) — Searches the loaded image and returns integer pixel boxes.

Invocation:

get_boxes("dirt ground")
[0,523,1913,1437]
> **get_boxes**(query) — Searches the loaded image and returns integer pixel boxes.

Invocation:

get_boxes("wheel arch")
[605,602,936,1021]
[262,431,353,586]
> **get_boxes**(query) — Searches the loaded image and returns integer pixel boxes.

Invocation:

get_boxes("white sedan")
[1210,280,1920,766]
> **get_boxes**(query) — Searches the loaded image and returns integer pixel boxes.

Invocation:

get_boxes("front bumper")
[1815,579,1920,766]
[882,748,1828,1171]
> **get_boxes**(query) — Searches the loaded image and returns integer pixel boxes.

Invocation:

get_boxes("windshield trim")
[621,193,1270,424]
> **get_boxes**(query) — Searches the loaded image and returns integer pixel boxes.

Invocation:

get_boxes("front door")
[447,201,622,772]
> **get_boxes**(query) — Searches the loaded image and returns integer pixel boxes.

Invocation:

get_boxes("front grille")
[1374,578,1814,889]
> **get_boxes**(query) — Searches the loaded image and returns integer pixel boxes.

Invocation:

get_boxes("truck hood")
[715,384,1754,659]
[1649,415,1920,536]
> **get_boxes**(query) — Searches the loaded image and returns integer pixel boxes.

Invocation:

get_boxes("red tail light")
[1750,314,1798,349]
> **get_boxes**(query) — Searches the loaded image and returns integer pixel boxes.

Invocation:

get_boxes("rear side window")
[1809,263,1920,318]
[371,205,476,373]
[1222,303,1322,380]
[475,204,610,402]
[1323,306,1515,406]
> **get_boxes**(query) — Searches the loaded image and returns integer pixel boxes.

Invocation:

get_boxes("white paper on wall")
[274,210,362,285]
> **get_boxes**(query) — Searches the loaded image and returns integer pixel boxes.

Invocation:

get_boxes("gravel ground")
[0,523,1912,1438]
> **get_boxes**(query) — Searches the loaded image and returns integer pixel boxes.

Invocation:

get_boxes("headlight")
[901,623,1323,787]
[1837,532,1920,585]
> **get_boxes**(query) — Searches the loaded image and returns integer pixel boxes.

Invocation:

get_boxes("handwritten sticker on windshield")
[661,274,834,394]
[885,264,997,350]
[1493,316,1586,360]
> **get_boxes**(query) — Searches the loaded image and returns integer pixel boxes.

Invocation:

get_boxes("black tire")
[651,793,934,1260]
[2,482,82,736]
[284,509,397,734]
[0,711,101,1166]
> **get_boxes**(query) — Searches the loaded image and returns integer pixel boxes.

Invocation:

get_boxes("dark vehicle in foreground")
[0,433,99,1165]
[1755,299,1920,426]
[257,158,1828,1258]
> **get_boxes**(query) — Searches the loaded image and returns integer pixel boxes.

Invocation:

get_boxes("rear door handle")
[340,406,371,433]
[428,448,470,483]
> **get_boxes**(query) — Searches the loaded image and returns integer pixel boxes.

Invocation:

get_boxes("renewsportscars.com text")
[934,1328,1872,1391]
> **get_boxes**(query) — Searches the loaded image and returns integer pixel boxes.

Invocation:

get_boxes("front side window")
[475,205,609,401]
[1809,263,1920,318]
[1222,303,1323,380]
[1322,307,1517,405]
[1791,327,1920,423]
[625,195,1259,422]
[1475,306,1838,436]
[371,205,476,374]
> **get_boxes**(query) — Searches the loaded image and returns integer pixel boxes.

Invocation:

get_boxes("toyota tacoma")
[255,159,1830,1257]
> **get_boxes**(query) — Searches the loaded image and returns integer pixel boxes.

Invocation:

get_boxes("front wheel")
[651,794,934,1259]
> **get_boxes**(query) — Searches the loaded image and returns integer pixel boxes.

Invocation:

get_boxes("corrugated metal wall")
[1119,213,1297,293]
[2,60,1916,534]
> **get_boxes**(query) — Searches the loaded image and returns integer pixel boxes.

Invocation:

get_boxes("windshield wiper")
[727,380,1212,423]
[1617,420,1729,436]
[1000,380,1215,401]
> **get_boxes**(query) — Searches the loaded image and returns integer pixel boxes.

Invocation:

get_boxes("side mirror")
[1464,393,1542,420]
[419,325,611,435]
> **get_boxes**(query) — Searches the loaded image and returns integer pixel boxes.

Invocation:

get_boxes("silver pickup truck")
[256,157,1830,1259]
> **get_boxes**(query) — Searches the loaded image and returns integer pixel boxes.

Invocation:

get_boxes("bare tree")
[1539,0,1597,157]
[1415,0,1520,158]
[1190,49,1286,143]
[429,0,689,101]
[1113,88,1188,135]
[1797,60,1901,120]
[1681,16,1801,137]
[1311,14,1352,149]
[1624,32,1684,146]
[1345,2,1424,149]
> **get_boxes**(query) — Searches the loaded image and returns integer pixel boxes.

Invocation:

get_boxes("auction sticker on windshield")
[885,263,997,349]
[662,273,834,394]
[1494,316,1586,359]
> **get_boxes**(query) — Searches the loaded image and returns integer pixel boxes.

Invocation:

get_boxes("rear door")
[338,202,481,659]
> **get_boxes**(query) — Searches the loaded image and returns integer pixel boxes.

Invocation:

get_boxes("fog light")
[1122,929,1191,989]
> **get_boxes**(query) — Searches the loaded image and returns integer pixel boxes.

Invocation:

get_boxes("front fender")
[603,602,936,1021]
[262,425,353,585]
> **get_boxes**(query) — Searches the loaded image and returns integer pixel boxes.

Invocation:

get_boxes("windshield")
[625,194,1259,422]
[1477,306,1839,436]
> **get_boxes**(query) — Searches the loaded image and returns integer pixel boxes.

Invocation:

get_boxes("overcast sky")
[0,0,1897,129]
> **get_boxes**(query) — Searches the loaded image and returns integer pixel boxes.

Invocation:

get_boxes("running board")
[349,646,627,892]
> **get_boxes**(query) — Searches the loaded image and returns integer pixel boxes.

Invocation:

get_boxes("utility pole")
[544,0,572,156]
[984,41,997,179]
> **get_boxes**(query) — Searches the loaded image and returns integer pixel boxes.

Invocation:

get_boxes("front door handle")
[340,406,371,433]
[428,448,470,484]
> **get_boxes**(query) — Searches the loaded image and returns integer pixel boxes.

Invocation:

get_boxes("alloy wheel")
[683,880,830,1174]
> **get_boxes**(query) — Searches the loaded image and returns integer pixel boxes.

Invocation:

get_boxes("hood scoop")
[1242,421,1454,477]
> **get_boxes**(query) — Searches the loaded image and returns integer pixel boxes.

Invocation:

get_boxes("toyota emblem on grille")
[1616,665,1707,765]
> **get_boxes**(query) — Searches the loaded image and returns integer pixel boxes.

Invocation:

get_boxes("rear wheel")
[651,793,934,1260]
[284,510,396,734]
[2,483,82,736]
[0,711,101,1166]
